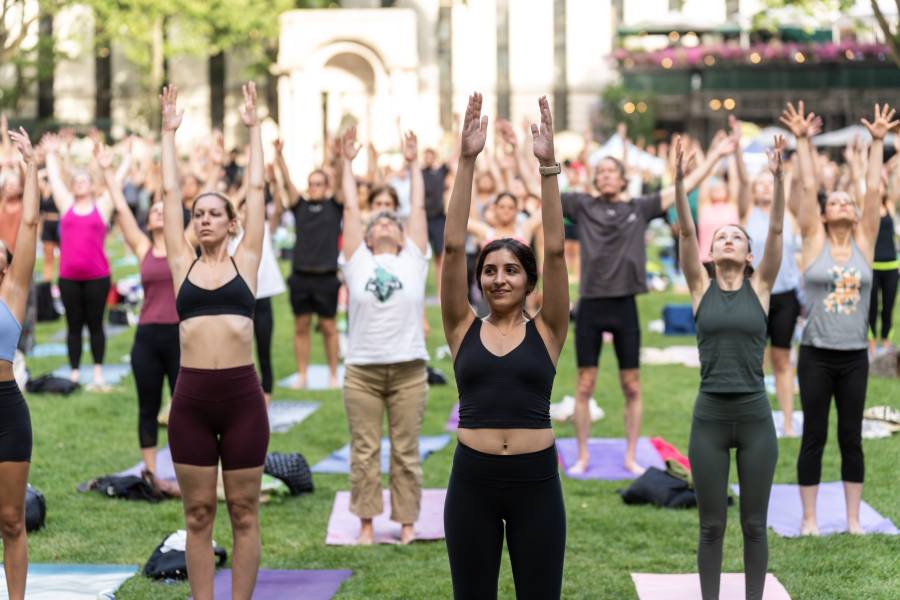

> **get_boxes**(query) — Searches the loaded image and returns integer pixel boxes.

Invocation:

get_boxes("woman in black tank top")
[441,94,570,599]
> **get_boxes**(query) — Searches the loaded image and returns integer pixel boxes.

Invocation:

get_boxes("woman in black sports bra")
[160,83,268,600]
[441,94,569,599]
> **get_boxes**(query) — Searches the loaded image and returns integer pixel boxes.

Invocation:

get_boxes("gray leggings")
[689,414,778,600]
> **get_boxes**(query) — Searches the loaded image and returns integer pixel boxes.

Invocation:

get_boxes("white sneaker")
[588,398,605,422]
[550,395,576,421]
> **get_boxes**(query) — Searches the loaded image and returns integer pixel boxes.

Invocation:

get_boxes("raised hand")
[8,127,35,163]
[531,96,555,166]
[767,135,785,177]
[40,132,60,154]
[159,85,184,133]
[342,126,360,161]
[93,143,114,170]
[861,103,899,141]
[238,82,258,128]
[273,138,285,155]
[403,130,418,163]
[209,129,225,164]
[779,101,818,138]
[711,129,737,157]
[673,136,696,181]
[496,119,517,150]
[460,92,488,158]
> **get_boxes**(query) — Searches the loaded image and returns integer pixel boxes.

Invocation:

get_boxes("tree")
[755,1,900,67]
[1,0,62,113]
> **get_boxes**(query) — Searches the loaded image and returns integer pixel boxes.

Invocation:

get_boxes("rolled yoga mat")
[326,489,446,545]
[204,569,352,600]
[277,365,346,390]
[631,573,791,600]
[730,481,899,537]
[312,434,451,474]
[0,564,138,599]
[556,437,665,480]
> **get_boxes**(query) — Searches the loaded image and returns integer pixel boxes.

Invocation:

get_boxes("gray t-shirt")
[562,192,663,298]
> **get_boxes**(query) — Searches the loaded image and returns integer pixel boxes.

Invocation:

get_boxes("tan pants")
[343,359,427,523]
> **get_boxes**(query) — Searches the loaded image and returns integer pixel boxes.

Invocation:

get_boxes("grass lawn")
[18,235,900,599]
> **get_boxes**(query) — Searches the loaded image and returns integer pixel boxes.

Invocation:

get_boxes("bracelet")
[539,162,561,177]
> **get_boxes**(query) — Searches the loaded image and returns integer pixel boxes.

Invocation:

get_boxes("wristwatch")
[539,162,561,177]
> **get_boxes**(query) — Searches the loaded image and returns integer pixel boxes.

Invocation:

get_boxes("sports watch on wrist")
[539,162,561,176]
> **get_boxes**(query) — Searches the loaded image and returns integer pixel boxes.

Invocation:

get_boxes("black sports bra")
[453,318,555,429]
[176,257,255,321]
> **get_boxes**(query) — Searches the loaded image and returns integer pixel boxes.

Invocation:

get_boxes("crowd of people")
[0,87,897,599]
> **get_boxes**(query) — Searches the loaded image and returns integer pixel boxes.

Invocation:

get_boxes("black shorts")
[288,271,340,318]
[427,214,446,256]
[0,380,32,462]
[575,295,640,370]
[41,219,60,244]
[768,289,801,349]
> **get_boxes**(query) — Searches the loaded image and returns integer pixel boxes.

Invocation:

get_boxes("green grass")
[18,236,900,599]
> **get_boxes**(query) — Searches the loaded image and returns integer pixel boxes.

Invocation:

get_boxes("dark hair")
[308,169,330,186]
[192,191,237,221]
[595,156,628,192]
[493,192,517,207]
[2,242,12,266]
[475,239,538,296]
[367,185,400,210]
[703,224,754,278]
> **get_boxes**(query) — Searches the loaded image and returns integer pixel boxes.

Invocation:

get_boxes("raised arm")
[159,85,194,283]
[673,137,709,308]
[266,163,285,235]
[730,115,752,223]
[234,82,265,283]
[340,126,364,258]
[96,144,151,260]
[781,101,823,247]
[273,139,301,207]
[754,136,786,295]
[441,93,487,354]
[530,96,568,358]
[404,131,428,254]
[42,134,74,214]
[1,129,40,321]
[660,133,736,211]
[860,103,899,261]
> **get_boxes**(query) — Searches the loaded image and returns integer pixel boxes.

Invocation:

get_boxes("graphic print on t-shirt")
[823,265,862,315]
[365,266,403,302]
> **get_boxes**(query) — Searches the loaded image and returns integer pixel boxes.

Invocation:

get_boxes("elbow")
[443,240,466,255]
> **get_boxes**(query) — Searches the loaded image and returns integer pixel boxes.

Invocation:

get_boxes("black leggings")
[0,380,31,462]
[254,297,273,394]
[797,345,869,485]
[58,276,110,369]
[444,442,566,600]
[869,268,898,341]
[689,411,777,600]
[131,324,180,449]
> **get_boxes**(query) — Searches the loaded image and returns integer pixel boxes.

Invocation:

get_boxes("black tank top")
[874,212,896,263]
[453,318,555,429]
[176,257,255,321]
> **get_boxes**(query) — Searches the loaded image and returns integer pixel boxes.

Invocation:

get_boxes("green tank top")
[696,278,767,394]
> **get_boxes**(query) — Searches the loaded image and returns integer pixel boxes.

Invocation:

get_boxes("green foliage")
[599,84,657,143]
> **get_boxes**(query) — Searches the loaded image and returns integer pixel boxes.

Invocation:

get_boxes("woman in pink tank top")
[42,135,115,389]
[96,146,180,493]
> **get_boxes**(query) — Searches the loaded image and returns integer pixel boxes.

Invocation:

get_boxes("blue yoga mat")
[0,564,137,599]
[51,363,132,386]
[50,324,130,343]
[269,400,320,433]
[30,342,71,358]
[278,365,346,390]
[312,434,452,474]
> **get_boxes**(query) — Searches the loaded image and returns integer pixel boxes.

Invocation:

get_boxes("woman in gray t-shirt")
[783,101,897,535]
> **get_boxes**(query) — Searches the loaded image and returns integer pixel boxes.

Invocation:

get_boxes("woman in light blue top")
[0,127,40,600]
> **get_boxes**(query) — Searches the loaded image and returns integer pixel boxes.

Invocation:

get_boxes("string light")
[723,98,736,111]
[749,52,761,64]
[668,31,680,42]
[624,102,636,114]
[709,99,722,111]
[794,52,805,63]
[845,50,855,60]
[636,102,648,113]
[704,55,716,66]
[661,57,673,69]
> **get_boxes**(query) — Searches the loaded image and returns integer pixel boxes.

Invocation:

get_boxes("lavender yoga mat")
[312,434,451,474]
[326,489,446,545]
[445,402,459,432]
[556,437,665,480]
[731,482,899,537]
[204,569,352,600]
[119,446,176,481]
[631,573,791,600]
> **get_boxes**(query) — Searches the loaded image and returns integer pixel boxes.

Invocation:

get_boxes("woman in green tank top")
[674,135,786,600]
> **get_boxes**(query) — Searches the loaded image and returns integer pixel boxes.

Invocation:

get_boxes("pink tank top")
[139,252,179,325]
[59,205,110,280]
[698,202,739,263]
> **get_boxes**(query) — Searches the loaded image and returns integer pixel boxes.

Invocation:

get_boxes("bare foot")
[800,519,820,536]
[624,460,646,476]
[358,520,374,545]
[400,524,416,545]
[69,369,80,383]
[847,520,865,535]
[291,374,307,390]
[568,457,589,475]
[782,427,798,438]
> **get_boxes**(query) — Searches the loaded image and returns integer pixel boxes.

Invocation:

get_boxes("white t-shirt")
[228,227,287,299]
[341,238,428,366]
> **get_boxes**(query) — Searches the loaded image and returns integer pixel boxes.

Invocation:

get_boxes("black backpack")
[84,475,164,503]
[26,374,80,395]
[25,485,46,532]
[143,534,227,580]
[264,452,314,495]
[618,467,698,509]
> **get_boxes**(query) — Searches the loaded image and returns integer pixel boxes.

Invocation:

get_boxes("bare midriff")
[457,427,555,455]
[0,362,13,382]
[179,315,254,369]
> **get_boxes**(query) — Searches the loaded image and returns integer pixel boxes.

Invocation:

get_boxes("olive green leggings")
[688,415,778,600]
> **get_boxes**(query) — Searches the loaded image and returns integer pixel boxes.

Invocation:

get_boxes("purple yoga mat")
[631,573,791,600]
[556,437,665,480]
[731,482,899,537]
[202,569,352,600]
[326,489,446,545]
[118,446,176,481]
[445,403,459,432]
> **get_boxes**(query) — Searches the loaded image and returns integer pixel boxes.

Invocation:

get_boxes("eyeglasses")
[308,181,326,188]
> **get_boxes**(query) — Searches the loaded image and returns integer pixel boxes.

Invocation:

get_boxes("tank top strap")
[184,258,200,278]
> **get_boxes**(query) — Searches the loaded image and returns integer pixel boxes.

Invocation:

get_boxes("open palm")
[9,128,34,162]
[239,82,258,127]
[531,96,555,165]
[861,103,899,141]
[767,135,785,176]
[159,85,183,132]
[460,93,487,158]
[342,126,360,161]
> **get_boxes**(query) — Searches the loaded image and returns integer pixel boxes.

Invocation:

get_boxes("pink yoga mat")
[203,569,351,600]
[556,437,665,480]
[631,573,791,599]
[326,489,446,545]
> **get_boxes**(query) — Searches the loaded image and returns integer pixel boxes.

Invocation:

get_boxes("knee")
[294,318,311,336]
[699,519,726,544]
[620,376,641,403]
[0,506,25,541]
[575,370,597,398]
[226,499,259,534]
[319,319,337,336]
[184,502,216,534]
[740,516,767,543]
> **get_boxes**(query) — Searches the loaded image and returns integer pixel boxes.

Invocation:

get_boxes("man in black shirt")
[421,148,449,293]
[275,141,343,388]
